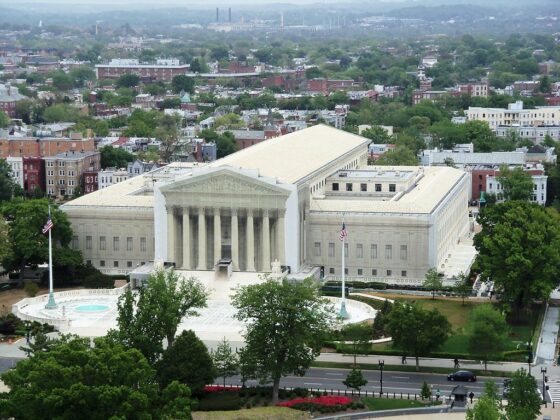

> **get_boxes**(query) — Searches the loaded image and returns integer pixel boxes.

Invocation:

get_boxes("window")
[86,260,91,265]
[346,183,352,191]
[314,242,321,257]
[100,260,105,267]
[99,236,106,250]
[332,183,339,191]
[372,269,377,276]
[328,242,335,257]
[113,237,119,251]
[127,237,133,251]
[356,244,363,258]
[489,183,493,189]
[114,261,119,268]
[127,261,133,268]
[344,268,348,275]
[375,183,382,192]
[357,268,363,275]
[344,243,348,257]
[386,269,392,276]
[371,244,377,259]
[72,235,78,249]
[140,237,147,252]
[59,170,65,176]
[401,270,407,277]
[329,267,335,274]
[389,184,396,192]
[385,245,392,260]
[400,245,407,260]
[360,183,367,192]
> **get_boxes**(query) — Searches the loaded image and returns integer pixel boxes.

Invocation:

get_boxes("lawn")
[192,407,309,420]
[361,397,438,411]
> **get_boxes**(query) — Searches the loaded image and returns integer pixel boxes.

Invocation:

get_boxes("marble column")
[167,208,175,263]
[231,209,239,271]
[182,208,190,269]
[213,207,221,264]
[246,209,255,272]
[197,207,207,270]
[277,210,285,265]
[262,209,271,271]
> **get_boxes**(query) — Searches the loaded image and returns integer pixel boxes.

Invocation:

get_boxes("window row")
[332,183,397,193]
[315,243,407,260]
[94,260,146,268]
[327,267,407,277]
[83,236,148,252]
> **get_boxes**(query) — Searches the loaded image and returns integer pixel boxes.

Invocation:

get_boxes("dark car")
[447,370,477,382]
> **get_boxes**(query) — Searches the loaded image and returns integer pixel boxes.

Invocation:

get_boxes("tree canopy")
[467,304,509,370]
[171,75,195,94]
[0,159,21,203]
[422,268,443,300]
[505,368,541,420]
[496,165,535,202]
[375,146,418,166]
[99,145,135,169]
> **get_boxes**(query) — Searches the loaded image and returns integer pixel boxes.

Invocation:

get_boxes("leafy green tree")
[496,165,534,202]
[99,145,134,169]
[420,381,432,400]
[212,337,239,387]
[0,110,9,128]
[505,368,541,420]
[116,73,140,88]
[51,71,73,91]
[68,66,96,88]
[422,268,443,300]
[0,159,19,203]
[155,114,180,162]
[342,323,371,365]
[376,146,418,166]
[171,75,195,94]
[343,368,367,392]
[466,393,501,419]
[467,305,509,371]
[210,46,229,61]
[232,277,336,403]
[109,269,207,363]
[385,302,452,370]
[199,129,238,158]
[1,336,192,419]
[454,272,472,306]
[42,104,79,123]
[474,201,560,318]
[1,199,72,286]
[361,126,391,144]
[157,330,216,394]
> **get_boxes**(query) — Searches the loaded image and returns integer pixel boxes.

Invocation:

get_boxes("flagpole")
[340,214,348,319]
[45,206,57,309]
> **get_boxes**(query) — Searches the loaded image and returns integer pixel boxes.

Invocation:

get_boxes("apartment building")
[44,151,100,198]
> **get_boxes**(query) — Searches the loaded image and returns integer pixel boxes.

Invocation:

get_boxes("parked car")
[447,371,477,382]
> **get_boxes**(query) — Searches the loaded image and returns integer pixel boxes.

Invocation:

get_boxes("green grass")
[192,407,308,420]
[362,397,439,411]
[311,361,513,378]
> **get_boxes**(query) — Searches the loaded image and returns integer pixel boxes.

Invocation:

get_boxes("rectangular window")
[371,244,377,259]
[400,245,408,260]
[344,243,348,257]
[360,183,367,192]
[389,184,396,192]
[375,184,382,192]
[100,260,105,267]
[127,237,133,251]
[99,236,106,250]
[314,242,321,257]
[140,237,147,252]
[372,269,377,276]
[113,237,119,251]
[346,183,353,191]
[329,267,335,274]
[387,269,392,276]
[127,261,133,268]
[401,270,407,277]
[72,235,78,249]
[332,183,339,191]
[114,261,119,268]
[357,268,363,275]
[328,242,335,257]
[385,245,392,260]
[356,244,363,258]
[344,268,348,275]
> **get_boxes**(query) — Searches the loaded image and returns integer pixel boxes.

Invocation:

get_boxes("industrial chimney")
[216,7,219,22]
[228,8,231,23]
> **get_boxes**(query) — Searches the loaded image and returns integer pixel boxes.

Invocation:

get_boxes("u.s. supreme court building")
[62,125,476,285]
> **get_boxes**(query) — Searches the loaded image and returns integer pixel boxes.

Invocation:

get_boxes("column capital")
[213,207,221,216]
[182,207,190,215]
[262,208,270,217]
[231,208,238,216]
[247,208,254,217]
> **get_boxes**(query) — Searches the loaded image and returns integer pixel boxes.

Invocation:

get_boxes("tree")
[171,75,195,94]
[199,129,238,158]
[99,145,134,169]
[68,66,95,88]
[116,73,140,88]
[232,277,336,403]
[1,199,73,286]
[157,330,216,394]
[505,368,541,420]
[42,104,79,123]
[212,337,239,387]
[361,126,391,144]
[0,110,9,128]
[155,114,180,162]
[51,71,73,91]
[343,368,367,392]
[0,336,192,419]
[342,323,371,365]
[110,269,207,363]
[420,381,432,400]
[454,272,472,306]
[423,268,443,300]
[466,382,501,420]
[0,158,19,203]
[376,146,418,166]
[496,165,534,202]
[467,305,509,371]
[385,302,452,370]
[474,201,560,318]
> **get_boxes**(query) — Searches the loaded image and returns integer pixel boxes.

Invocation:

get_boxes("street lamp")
[541,367,548,408]
[379,360,385,396]
[526,342,533,375]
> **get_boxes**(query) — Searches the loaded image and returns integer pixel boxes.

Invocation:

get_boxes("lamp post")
[526,342,533,375]
[379,360,385,396]
[541,367,547,408]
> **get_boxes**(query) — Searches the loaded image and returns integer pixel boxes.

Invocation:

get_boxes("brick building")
[0,135,94,158]
[95,59,189,82]
[44,151,100,198]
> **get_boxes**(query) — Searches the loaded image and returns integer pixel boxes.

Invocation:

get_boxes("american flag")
[42,217,54,235]
[339,221,348,241]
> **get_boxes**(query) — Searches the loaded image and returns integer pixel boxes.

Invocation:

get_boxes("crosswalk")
[547,377,560,404]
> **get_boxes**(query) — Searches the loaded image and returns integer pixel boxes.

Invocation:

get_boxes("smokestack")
[228,8,231,23]
[281,12,284,28]
[216,8,219,22]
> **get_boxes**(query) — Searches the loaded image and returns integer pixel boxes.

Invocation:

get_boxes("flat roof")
[311,166,466,214]
[209,124,369,184]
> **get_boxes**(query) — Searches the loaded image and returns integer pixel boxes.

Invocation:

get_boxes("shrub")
[203,385,240,393]
[277,395,354,411]
[196,392,241,411]
[24,282,39,297]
